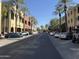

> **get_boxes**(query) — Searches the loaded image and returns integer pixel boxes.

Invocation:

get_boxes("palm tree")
[45,24,48,30]
[2,2,8,34]
[40,25,44,31]
[30,16,38,31]
[9,0,25,32]
[49,19,59,31]
[54,3,63,32]
[21,7,29,32]
[2,1,13,34]
[59,0,71,31]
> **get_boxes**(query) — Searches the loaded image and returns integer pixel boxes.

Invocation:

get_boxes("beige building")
[16,11,24,32]
[59,4,79,31]
[0,1,24,34]
[67,4,79,29]
[67,7,75,29]
[75,4,79,28]
[24,16,31,31]
[0,0,2,34]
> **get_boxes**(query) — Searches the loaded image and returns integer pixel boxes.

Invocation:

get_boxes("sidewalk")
[49,36,79,59]
[0,35,32,48]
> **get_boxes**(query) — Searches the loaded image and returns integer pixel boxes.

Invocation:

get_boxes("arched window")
[11,10,14,19]
[25,21,27,24]
[28,21,31,26]
[11,27,14,32]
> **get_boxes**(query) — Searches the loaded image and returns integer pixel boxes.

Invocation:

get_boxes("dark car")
[59,32,73,40]
[66,32,73,40]
[72,28,79,43]
[5,32,21,38]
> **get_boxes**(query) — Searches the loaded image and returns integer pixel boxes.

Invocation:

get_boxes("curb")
[0,35,32,48]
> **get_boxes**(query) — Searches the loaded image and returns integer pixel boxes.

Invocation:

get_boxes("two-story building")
[24,16,31,32]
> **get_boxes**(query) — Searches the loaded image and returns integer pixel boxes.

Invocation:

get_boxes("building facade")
[0,1,25,34]
[60,4,79,31]
[0,0,2,34]
[24,16,31,32]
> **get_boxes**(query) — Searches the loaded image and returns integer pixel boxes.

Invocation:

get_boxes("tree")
[49,19,59,31]
[2,1,13,33]
[40,25,44,30]
[58,0,71,31]
[45,24,48,30]
[55,3,64,32]
[37,27,41,32]
[21,7,29,31]
[30,16,38,31]
[9,0,25,32]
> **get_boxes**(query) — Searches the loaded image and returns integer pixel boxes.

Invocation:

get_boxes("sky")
[24,0,57,27]
[24,0,79,27]
[2,0,79,27]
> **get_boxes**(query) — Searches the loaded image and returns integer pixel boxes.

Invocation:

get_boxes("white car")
[54,33,61,38]
[59,32,67,39]
[49,32,55,36]
[22,32,29,36]
[0,34,5,39]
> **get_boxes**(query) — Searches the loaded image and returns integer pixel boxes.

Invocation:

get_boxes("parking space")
[49,36,79,59]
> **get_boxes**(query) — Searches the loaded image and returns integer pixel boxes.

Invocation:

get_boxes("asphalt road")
[0,33,62,59]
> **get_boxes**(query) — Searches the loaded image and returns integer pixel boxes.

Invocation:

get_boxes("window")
[71,19,73,23]
[19,16,22,19]
[22,18,24,23]
[68,13,69,16]
[28,22,31,26]
[11,10,14,19]
[78,7,79,13]
[71,11,72,15]
[68,20,70,23]
[25,21,27,24]
[74,8,76,12]
[78,16,79,20]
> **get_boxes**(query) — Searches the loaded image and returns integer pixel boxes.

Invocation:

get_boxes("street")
[0,33,62,59]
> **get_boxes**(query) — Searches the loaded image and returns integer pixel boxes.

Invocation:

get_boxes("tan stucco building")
[67,7,75,29]
[0,1,25,34]
[0,0,2,34]
[24,16,31,31]
[60,4,79,31]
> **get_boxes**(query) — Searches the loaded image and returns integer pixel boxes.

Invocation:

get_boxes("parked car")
[72,28,79,43]
[22,32,29,36]
[49,32,55,36]
[59,32,67,39]
[60,32,73,40]
[0,34,5,39]
[29,31,33,35]
[54,33,61,38]
[16,32,23,37]
[5,32,22,38]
